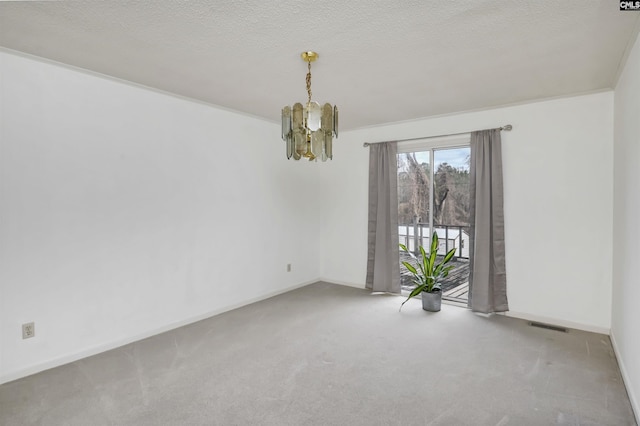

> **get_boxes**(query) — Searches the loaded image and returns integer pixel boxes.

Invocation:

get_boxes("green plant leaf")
[419,245,427,263]
[409,284,426,298]
[442,248,457,264]
[399,284,426,311]
[428,248,437,276]
[400,243,417,260]
[401,261,418,275]
[430,231,439,254]
[441,265,454,278]
[417,246,429,278]
[433,246,457,277]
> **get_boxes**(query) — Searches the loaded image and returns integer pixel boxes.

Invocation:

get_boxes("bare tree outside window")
[398,152,430,225]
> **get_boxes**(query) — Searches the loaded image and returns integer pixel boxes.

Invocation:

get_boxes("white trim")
[0,279,317,385]
[324,281,610,334]
[397,134,471,152]
[322,282,612,335]
[614,18,640,87]
[320,278,366,290]
[348,89,612,133]
[0,47,276,127]
[323,281,613,335]
[500,310,610,335]
[610,331,640,423]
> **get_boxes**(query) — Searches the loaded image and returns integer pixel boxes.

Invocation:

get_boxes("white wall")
[321,92,614,333]
[612,31,640,418]
[0,51,324,383]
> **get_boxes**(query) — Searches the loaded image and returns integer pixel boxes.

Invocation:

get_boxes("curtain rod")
[362,124,513,147]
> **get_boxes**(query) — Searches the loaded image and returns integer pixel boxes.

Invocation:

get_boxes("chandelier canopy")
[281,51,338,161]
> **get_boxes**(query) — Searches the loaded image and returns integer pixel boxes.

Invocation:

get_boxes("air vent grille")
[529,322,568,333]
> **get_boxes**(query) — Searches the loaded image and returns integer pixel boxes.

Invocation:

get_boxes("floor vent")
[529,322,568,333]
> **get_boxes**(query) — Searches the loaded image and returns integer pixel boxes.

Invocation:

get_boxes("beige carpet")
[0,282,636,425]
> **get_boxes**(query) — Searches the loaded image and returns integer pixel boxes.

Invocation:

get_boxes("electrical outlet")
[287,263,292,272]
[22,322,35,339]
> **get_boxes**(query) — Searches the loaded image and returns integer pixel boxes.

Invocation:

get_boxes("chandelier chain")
[306,61,312,104]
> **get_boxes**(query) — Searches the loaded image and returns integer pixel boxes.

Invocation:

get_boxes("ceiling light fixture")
[281,51,338,161]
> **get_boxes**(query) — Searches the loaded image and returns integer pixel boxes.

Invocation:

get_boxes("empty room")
[1,1,639,425]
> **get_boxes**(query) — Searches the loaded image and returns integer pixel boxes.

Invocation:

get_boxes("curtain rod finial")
[502,124,513,131]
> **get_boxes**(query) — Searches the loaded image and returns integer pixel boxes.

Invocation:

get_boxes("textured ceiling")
[1,1,638,130]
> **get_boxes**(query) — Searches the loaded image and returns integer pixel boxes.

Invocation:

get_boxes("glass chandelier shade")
[282,52,338,161]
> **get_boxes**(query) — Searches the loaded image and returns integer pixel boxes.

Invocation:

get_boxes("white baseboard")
[317,283,612,335]
[610,331,640,423]
[501,310,610,335]
[0,279,318,385]
[322,281,613,334]
[319,278,366,290]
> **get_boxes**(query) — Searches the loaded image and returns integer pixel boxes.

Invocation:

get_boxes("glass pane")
[397,152,430,253]
[321,103,333,133]
[292,103,304,133]
[433,147,470,303]
[397,151,430,293]
[311,130,323,160]
[333,106,338,137]
[432,147,470,257]
[281,106,291,141]
[323,132,332,160]
[305,101,322,131]
[286,134,293,159]
[293,133,304,159]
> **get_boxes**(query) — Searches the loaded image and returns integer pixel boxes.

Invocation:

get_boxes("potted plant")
[399,231,457,312]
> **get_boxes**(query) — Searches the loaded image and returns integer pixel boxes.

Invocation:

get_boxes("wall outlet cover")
[22,322,35,339]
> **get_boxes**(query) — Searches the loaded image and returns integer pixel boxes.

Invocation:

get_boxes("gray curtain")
[468,129,508,313]
[366,142,401,293]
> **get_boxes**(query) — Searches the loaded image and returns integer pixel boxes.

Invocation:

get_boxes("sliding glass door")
[397,143,471,303]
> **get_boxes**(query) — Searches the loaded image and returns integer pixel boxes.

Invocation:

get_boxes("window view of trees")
[397,148,470,227]
[398,152,430,226]
[433,158,470,227]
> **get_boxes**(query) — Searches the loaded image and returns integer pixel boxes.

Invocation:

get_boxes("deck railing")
[398,223,470,259]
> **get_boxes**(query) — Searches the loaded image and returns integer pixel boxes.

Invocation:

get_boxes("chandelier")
[281,51,338,161]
